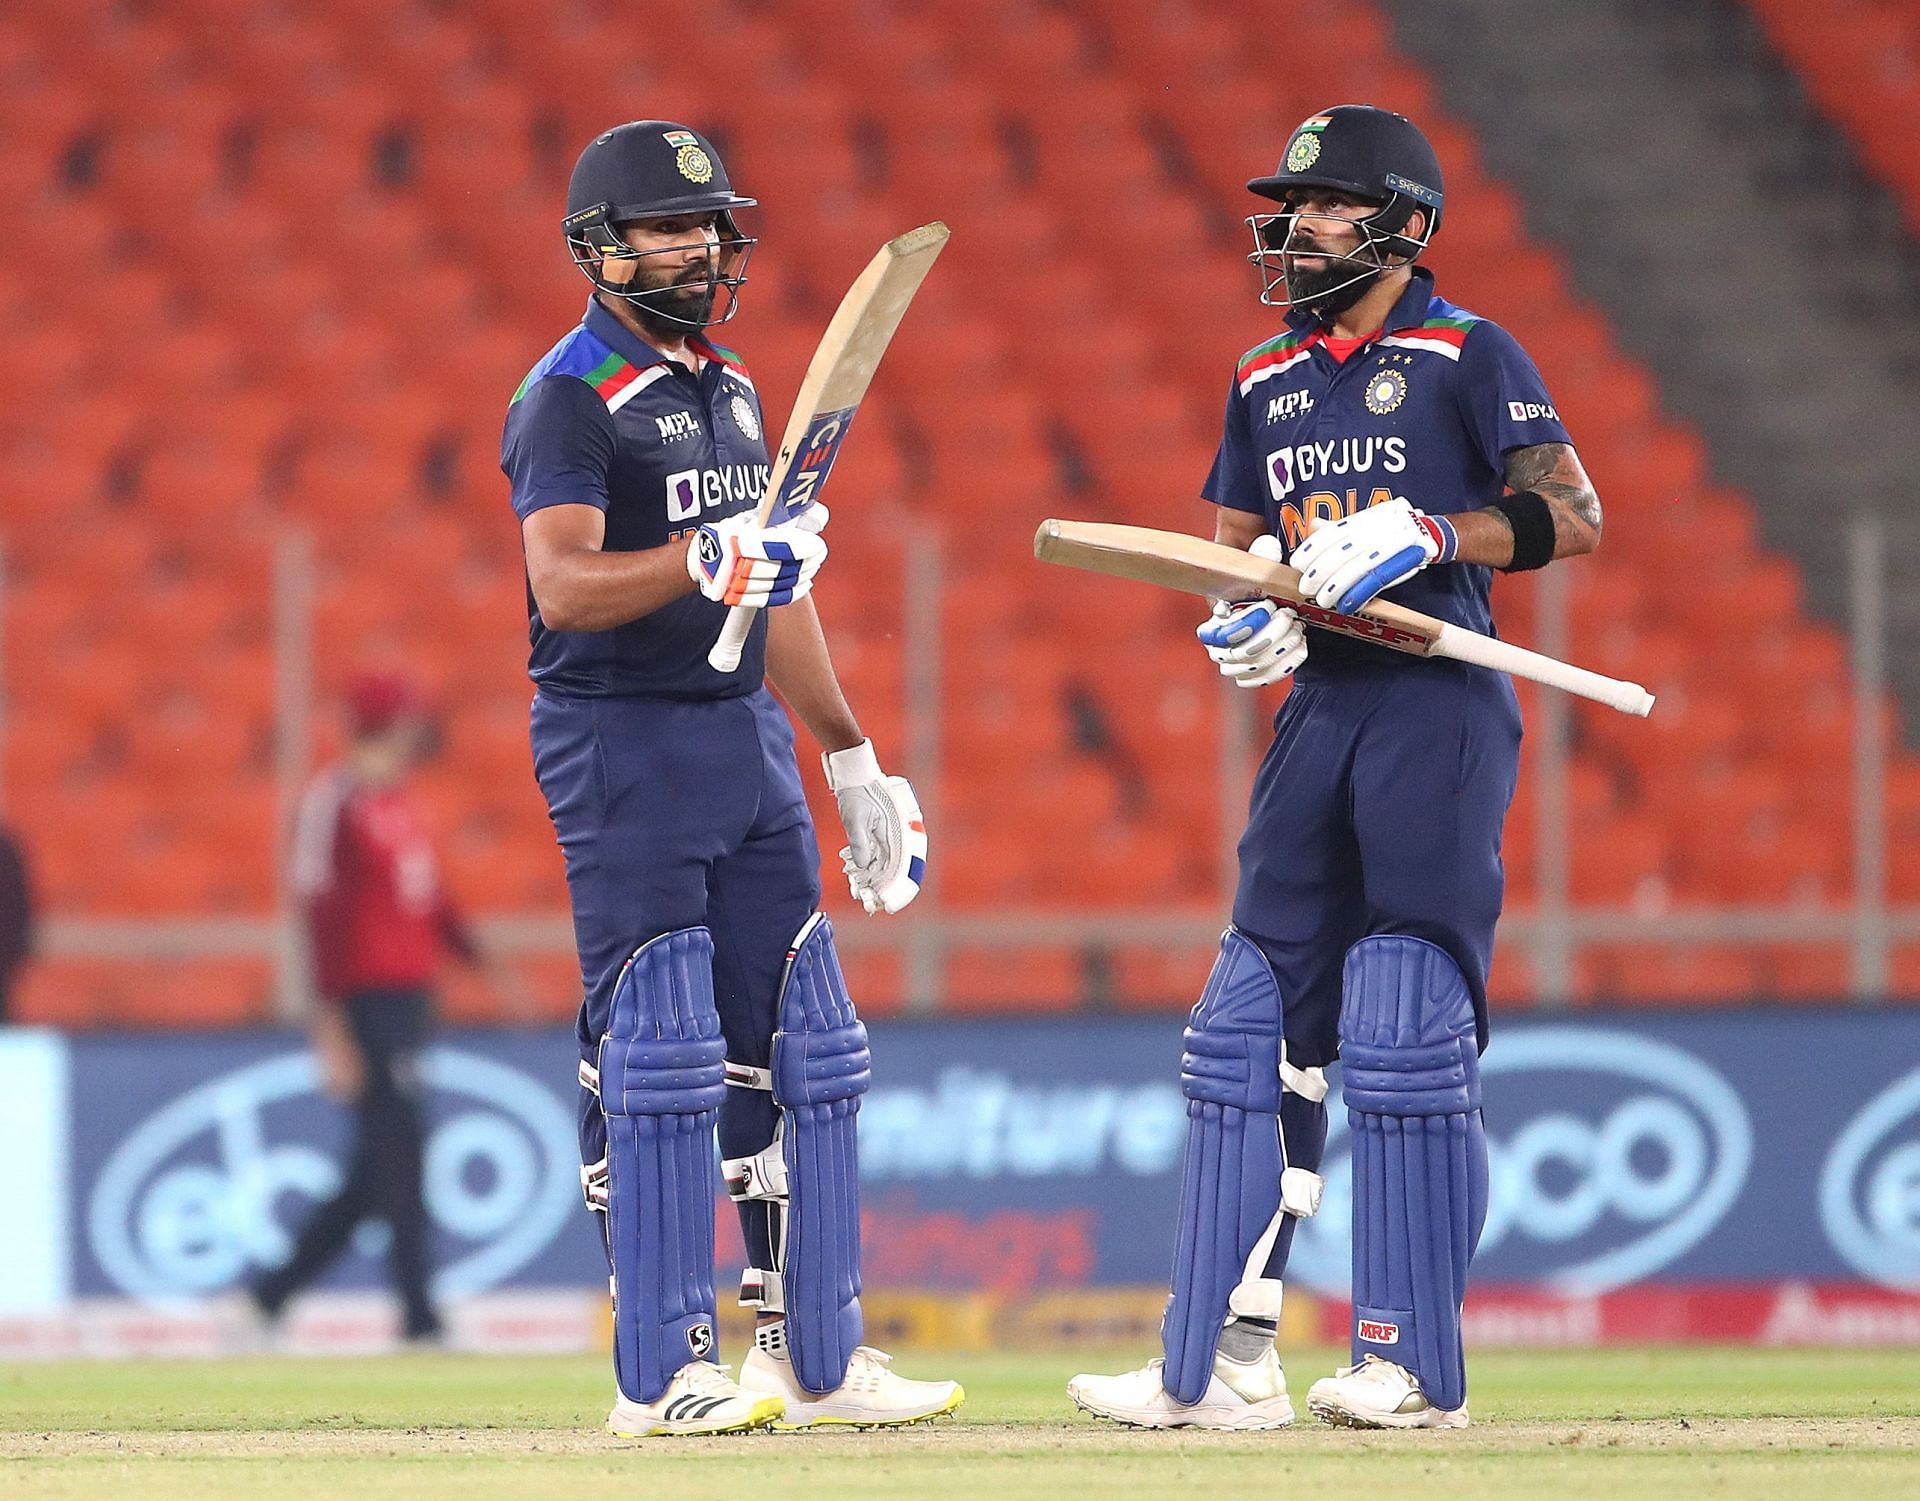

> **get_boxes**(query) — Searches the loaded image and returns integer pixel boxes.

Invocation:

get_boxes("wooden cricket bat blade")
[1034,518,1654,718]
[706,222,949,673]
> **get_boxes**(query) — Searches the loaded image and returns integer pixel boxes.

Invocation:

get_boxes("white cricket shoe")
[1306,1354,1469,1429]
[606,1360,784,1437]
[740,1334,964,1429]
[1067,1348,1295,1430]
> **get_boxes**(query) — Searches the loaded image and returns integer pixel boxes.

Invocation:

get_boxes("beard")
[1282,247,1379,320]
[625,259,720,335]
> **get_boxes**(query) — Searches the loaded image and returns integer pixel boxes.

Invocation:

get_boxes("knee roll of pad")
[595,927,727,1404]
[1340,935,1489,1413]
[1162,927,1325,1404]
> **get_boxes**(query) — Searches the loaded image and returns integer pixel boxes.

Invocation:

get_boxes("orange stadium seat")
[8,0,1919,1023]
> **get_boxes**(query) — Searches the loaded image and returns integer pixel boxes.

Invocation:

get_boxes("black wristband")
[1492,490,1556,573]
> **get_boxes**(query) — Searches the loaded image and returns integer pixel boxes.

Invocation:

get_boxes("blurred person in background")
[245,667,531,1344]
[0,822,34,1023]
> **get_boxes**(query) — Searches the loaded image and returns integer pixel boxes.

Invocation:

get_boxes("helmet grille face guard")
[563,201,757,331]
[1245,192,1434,315]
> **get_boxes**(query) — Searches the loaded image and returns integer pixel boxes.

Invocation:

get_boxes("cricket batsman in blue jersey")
[1070,105,1603,1430]
[503,121,960,1437]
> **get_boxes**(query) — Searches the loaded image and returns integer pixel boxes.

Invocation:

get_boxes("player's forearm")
[531,542,696,632]
[1451,496,1601,568]
[1452,442,1602,568]
[765,597,863,753]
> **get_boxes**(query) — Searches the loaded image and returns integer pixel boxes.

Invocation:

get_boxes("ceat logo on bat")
[1358,1319,1400,1344]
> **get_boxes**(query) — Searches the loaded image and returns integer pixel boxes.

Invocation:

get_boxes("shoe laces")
[1343,1354,1417,1389]
[677,1361,739,1396]
[841,1345,896,1391]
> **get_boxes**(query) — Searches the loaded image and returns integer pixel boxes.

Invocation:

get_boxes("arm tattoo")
[1503,442,1603,552]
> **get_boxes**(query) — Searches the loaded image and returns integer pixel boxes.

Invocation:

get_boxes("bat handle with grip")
[708,601,757,673]
[1429,623,1655,717]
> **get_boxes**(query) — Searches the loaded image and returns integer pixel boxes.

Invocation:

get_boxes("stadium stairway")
[1379,0,1920,724]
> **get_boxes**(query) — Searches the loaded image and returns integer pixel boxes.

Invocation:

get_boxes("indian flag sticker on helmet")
[661,128,715,183]
[1285,116,1331,171]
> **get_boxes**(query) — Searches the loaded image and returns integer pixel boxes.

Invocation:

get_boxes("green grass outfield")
[4,1346,1918,1501]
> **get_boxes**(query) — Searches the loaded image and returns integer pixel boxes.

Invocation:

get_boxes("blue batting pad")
[1161,927,1285,1404]
[771,913,871,1394]
[1339,935,1489,1413]
[598,927,728,1404]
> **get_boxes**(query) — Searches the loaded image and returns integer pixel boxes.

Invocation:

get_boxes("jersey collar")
[582,297,679,373]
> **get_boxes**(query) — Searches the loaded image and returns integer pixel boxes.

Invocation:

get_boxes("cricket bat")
[1034,518,1655,717]
[708,221,950,672]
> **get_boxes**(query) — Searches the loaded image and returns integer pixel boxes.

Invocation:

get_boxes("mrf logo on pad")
[1358,1319,1401,1345]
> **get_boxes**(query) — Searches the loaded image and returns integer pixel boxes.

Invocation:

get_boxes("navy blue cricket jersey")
[502,299,774,698]
[1205,268,1570,673]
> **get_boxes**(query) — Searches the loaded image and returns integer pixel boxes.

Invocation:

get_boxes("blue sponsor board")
[4,1008,1919,1308]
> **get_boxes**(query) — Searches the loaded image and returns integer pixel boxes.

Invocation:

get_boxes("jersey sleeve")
[1457,320,1572,469]
[1201,374,1267,516]
[500,374,618,519]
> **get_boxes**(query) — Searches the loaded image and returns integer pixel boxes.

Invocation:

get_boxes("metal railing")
[16,515,1913,1015]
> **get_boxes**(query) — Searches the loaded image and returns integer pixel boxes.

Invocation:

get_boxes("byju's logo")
[1820,1068,1920,1286]
[87,1049,578,1304]
[1289,1028,1753,1295]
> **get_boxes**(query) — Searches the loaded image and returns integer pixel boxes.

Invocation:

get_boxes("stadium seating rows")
[0,0,1907,1022]
[1744,0,1920,228]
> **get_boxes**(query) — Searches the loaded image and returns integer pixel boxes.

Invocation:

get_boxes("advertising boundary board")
[1,1006,1916,1354]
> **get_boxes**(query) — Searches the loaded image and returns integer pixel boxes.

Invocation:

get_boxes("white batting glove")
[1195,533,1308,687]
[1198,598,1308,687]
[687,510,828,608]
[1290,497,1457,614]
[823,739,926,915]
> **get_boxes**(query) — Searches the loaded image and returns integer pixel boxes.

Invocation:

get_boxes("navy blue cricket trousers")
[1233,659,1523,1071]
[530,687,821,1272]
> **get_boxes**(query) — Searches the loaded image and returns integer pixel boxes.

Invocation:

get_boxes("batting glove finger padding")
[1290,497,1456,614]
[1197,599,1308,687]
[823,740,927,915]
[688,513,829,607]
